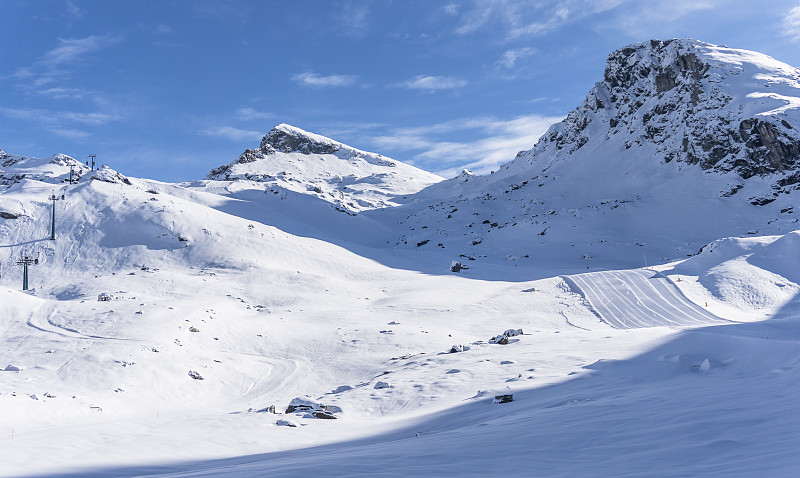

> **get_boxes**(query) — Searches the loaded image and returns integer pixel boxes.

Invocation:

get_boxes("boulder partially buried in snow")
[4,364,21,372]
[285,396,341,419]
[276,419,299,427]
[489,328,523,344]
[97,292,114,302]
[285,396,325,414]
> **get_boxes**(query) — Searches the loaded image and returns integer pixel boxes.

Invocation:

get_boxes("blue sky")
[2,0,800,181]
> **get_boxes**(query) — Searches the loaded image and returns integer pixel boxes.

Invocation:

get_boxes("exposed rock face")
[205,123,443,212]
[260,125,340,155]
[513,39,800,190]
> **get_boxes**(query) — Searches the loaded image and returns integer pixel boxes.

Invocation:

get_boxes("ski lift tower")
[16,254,39,291]
[87,154,96,171]
[48,192,64,241]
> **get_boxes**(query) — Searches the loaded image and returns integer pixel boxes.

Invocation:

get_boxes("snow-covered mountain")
[204,124,442,212]
[0,150,91,186]
[394,39,800,270]
[4,40,800,477]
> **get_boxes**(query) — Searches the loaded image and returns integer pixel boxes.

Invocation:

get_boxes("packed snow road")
[563,269,732,329]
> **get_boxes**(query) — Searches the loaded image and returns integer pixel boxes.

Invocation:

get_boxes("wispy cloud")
[0,106,121,141]
[337,3,370,38]
[65,1,83,18]
[400,75,467,91]
[292,72,358,88]
[443,4,460,15]
[607,0,720,37]
[236,107,273,121]
[497,47,537,68]
[41,35,116,67]
[367,114,562,177]
[51,128,91,140]
[0,107,120,125]
[35,87,88,100]
[784,6,800,41]
[453,0,630,38]
[202,126,262,141]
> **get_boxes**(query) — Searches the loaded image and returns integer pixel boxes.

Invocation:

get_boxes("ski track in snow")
[562,269,734,329]
[25,307,130,341]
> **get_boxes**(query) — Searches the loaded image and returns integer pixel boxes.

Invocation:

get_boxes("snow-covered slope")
[1,150,90,186]
[394,39,800,270]
[3,39,800,478]
[204,124,443,213]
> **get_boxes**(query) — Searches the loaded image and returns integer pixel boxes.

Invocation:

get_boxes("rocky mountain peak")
[259,123,342,155]
[509,39,800,202]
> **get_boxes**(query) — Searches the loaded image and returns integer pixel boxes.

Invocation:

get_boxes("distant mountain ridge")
[388,39,800,267]
[205,124,442,212]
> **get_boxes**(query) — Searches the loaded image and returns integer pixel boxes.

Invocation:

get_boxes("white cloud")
[606,0,720,37]
[443,4,460,15]
[453,0,636,38]
[51,128,91,140]
[42,35,115,67]
[236,107,273,121]
[401,75,467,91]
[0,107,120,126]
[202,126,262,141]
[65,1,83,18]
[292,72,358,88]
[35,87,87,99]
[784,6,800,41]
[497,47,537,68]
[338,3,370,38]
[368,114,562,177]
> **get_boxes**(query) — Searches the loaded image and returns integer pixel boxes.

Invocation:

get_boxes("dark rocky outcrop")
[514,39,800,194]
[261,125,339,155]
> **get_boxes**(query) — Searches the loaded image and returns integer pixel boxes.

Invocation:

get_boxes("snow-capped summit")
[206,124,442,212]
[508,39,800,190]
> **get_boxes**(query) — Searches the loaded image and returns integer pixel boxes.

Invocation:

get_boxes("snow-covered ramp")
[563,269,731,329]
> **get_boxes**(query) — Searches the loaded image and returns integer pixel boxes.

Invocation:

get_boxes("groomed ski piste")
[563,269,732,329]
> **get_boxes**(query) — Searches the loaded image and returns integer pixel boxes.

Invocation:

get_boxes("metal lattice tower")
[15,255,38,291]
[48,193,64,241]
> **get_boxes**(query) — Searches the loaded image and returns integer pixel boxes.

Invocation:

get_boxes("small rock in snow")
[374,381,390,389]
[493,394,514,404]
[276,419,299,427]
